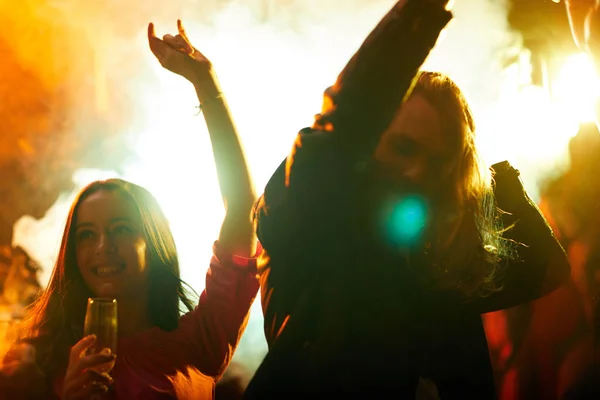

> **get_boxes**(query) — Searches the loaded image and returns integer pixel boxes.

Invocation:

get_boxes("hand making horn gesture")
[148,19,221,100]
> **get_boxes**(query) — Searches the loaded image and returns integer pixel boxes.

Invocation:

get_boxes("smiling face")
[74,189,149,299]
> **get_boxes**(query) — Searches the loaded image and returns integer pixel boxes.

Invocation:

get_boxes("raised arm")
[468,162,570,314]
[311,0,452,162]
[257,0,453,237]
[148,20,256,257]
[147,21,259,378]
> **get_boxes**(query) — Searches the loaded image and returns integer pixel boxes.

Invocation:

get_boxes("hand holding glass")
[83,298,117,373]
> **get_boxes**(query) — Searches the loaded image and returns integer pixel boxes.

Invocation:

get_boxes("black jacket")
[244,0,569,398]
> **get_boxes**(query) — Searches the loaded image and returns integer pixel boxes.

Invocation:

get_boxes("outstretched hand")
[148,20,214,87]
[62,335,115,400]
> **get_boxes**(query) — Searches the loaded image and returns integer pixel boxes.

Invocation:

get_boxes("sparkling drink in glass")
[83,298,117,373]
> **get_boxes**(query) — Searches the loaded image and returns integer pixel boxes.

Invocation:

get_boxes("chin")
[92,282,121,299]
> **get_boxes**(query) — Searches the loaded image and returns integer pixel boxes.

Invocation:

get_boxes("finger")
[63,366,113,398]
[88,382,110,394]
[162,34,181,48]
[174,34,194,53]
[65,357,113,384]
[148,23,164,51]
[88,370,114,386]
[68,335,96,367]
[177,19,192,44]
[77,353,116,372]
[148,22,157,40]
[176,20,205,58]
[162,34,193,56]
[73,369,113,389]
[163,35,190,50]
[99,348,112,356]
[148,23,173,63]
[162,34,183,50]
[86,382,109,399]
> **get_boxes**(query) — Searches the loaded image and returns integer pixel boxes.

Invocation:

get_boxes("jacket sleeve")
[471,161,571,314]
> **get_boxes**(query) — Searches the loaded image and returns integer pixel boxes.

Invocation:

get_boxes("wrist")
[195,85,223,105]
[197,93,225,112]
[191,69,222,100]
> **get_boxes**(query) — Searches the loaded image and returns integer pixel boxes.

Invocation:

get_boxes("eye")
[112,224,132,235]
[76,230,95,241]
[394,139,417,157]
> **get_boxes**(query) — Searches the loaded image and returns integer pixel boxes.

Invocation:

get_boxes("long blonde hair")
[411,72,511,298]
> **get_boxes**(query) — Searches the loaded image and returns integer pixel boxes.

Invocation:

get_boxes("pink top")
[55,241,260,399]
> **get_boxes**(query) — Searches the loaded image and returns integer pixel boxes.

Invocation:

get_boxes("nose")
[96,232,116,254]
[402,161,427,183]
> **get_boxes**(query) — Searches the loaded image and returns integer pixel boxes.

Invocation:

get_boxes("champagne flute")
[83,298,117,373]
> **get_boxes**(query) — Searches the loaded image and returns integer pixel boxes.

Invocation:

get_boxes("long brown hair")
[411,72,512,298]
[19,179,196,383]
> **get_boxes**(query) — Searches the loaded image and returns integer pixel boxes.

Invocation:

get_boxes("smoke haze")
[4,0,581,370]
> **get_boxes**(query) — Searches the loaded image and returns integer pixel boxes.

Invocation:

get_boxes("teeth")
[97,266,120,276]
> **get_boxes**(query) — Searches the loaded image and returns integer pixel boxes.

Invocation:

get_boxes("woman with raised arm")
[245,0,570,398]
[0,20,258,400]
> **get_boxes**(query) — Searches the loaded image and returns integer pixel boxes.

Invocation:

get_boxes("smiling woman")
[0,18,260,400]
[63,180,188,338]
[1,179,259,400]
[75,188,151,304]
